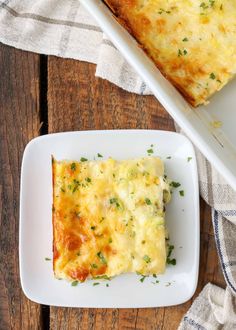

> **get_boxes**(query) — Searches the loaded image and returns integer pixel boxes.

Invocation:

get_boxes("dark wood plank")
[47,57,224,330]
[0,44,42,330]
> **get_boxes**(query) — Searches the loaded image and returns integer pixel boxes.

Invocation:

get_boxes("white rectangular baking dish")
[81,0,236,191]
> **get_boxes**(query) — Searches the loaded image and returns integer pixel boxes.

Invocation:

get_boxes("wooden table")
[0,43,225,330]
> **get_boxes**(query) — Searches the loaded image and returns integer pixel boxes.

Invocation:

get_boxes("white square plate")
[20,130,199,308]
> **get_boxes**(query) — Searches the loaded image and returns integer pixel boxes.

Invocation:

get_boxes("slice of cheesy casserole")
[104,0,236,106]
[52,156,171,282]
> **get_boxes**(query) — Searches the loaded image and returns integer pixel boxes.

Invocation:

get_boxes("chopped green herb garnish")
[143,255,151,263]
[145,198,152,205]
[86,177,91,183]
[151,280,160,284]
[97,251,107,264]
[109,197,122,209]
[209,72,216,80]
[179,190,185,196]
[106,283,109,287]
[166,244,176,265]
[183,49,188,55]
[91,263,98,269]
[60,188,65,193]
[93,282,100,286]
[80,157,88,162]
[140,275,147,283]
[182,37,188,42]
[209,0,215,7]
[71,162,76,171]
[166,156,171,159]
[93,275,111,280]
[165,282,171,287]
[170,181,181,188]
[97,153,103,158]
[153,274,157,278]
[147,148,154,154]
[150,144,154,147]
[72,179,80,193]
[109,238,112,243]
[45,257,51,261]
[178,49,182,56]
[167,245,174,258]
[187,157,192,162]
[71,281,78,287]
[91,226,96,230]
[167,258,176,265]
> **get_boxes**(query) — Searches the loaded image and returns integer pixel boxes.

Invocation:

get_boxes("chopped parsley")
[166,244,176,266]
[200,2,208,9]
[71,281,78,287]
[153,274,157,278]
[109,197,121,209]
[91,263,98,269]
[145,198,152,205]
[170,181,181,188]
[71,162,76,171]
[97,153,103,158]
[60,188,65,193]
[166,156,171,159]
[140,275,147,283]
[97,251,107,264]
[80,157,88,162]
[85,177,91,183]
[106,283,109,287]
[182,37,188,42]
[187,157,192,162]
[91,226,96,230]
[147,148,154,154]
[209,72,216,80]
[93,282,100,286]
[45,257,51,261]
[143,255,151,263]
[167,258,176,265]
[179,190,185,197]
[108,238,112,243]
[152,280,160,284]
[72,179,80,193]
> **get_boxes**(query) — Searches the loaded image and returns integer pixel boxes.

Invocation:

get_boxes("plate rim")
[19,129,200,308]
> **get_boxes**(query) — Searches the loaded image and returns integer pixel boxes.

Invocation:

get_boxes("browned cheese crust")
[104,0,236,107]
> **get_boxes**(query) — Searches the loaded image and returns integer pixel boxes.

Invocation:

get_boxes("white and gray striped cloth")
[1,1,235,328]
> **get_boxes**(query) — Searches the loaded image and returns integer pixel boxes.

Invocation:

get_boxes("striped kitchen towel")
[0,0,236,328]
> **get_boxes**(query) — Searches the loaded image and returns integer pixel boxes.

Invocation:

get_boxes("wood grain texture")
[48,57,225,330]
[0,44,42,330]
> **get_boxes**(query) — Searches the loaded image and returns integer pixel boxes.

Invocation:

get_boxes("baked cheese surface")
[104,0,236,106]
[52,157,170,282]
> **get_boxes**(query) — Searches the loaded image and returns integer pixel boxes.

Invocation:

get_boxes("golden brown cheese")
[52,156,170,282]
[104,0,236,106]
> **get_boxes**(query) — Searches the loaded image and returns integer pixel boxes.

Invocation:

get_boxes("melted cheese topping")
[52,157,170,282]
[104,0,236,106]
